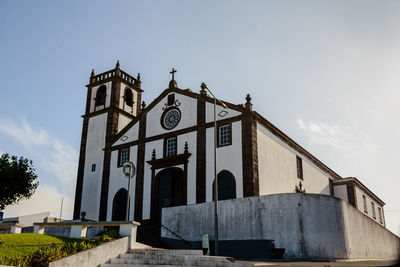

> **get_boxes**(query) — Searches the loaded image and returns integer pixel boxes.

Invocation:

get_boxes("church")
[73,61,386,230]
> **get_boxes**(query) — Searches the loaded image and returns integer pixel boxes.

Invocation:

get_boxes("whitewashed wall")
[257,123,332,196]
[146,93,197,138]
[117,114,132,132]
[205,102,241,123]
[90,82,112,113]
[205,121,243,202]
[355,186,385,226]
[81,114,107,221]
[334,184,348,202]
[114,122,139,146]
[107,145,138,221]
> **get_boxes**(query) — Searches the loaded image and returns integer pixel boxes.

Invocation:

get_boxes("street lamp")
[122,161,136,221]
[200,82,227,256]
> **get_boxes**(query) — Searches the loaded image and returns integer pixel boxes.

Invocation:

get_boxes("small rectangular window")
[296,156,303,180]
[168,94,175,106]
[363,195,368,213]
[91,164,96,172]
[378,207,383,224]
[371,202,376,219]
[166,137,177,156]
[118,148,130,167]
[218,124,231,147]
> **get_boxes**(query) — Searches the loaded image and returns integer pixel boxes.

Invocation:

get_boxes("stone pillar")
[10,226,22,234]
[34,225,45,234]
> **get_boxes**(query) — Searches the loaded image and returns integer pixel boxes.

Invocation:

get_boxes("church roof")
[110,85,343,182]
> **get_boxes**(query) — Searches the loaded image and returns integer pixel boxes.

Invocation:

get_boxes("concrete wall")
[161,193,400,259]
[257,123,332,196]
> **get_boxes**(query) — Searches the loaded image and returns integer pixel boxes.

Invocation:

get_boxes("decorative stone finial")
[116,60,120,69]
[152,149,156,160]
[245,93,253,110]
[200,82,208,95]
[137,73,141,81]
[295,181,306,193]
[141,101,146,110]
[90,69,96,83]
[184,142,188,154]
[169,68,178,88]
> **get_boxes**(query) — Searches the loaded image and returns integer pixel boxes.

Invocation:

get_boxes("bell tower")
[73,61,143,220]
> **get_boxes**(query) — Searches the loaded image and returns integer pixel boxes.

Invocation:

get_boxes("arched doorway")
[213,170,236,201]
[112,188,128,221]
[151,167,186,222]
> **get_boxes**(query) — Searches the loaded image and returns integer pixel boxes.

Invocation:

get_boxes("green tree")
[0,153,39,210]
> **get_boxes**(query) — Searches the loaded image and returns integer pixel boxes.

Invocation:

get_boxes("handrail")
[159,223,195,248]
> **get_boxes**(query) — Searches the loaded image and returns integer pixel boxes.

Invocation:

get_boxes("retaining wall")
[161,193,400,259]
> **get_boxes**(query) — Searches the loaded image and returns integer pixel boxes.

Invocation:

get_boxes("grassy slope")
[0,234,82,257]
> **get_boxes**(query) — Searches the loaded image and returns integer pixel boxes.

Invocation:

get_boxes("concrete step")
[128,249,203,256]
[120,253,232,262]
[110,256,251,266]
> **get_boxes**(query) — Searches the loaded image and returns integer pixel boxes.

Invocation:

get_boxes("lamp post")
[122,161,136,221]
[200,82,227,256]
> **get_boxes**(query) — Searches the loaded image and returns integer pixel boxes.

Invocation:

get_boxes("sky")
[0,1,399,235]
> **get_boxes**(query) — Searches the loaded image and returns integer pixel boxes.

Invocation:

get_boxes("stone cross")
[170,68,177,80]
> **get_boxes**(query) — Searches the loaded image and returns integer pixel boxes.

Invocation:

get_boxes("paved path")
[249,260,400,267]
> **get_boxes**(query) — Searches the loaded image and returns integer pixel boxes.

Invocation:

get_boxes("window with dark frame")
[296,156,303,180]
[363,195,368,213]
[118,148,130,167]
[371,202,376,219]
[165,137,177,156]
[378,207,383,224]
[168,94,175,106]
[218,124,231,146]
[95,85,106,106]
[91,164,96,172]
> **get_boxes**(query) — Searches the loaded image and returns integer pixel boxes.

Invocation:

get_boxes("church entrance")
[112,188,128,221]
[151,167,186,223]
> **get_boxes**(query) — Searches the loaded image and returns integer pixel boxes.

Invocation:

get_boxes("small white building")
[73,62,385,229]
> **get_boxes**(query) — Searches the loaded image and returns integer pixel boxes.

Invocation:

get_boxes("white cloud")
[296,118,379,155]
[3,184,74,220]
[0,118,78,219]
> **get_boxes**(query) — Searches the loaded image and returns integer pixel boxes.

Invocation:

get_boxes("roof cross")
[170,68,177,80]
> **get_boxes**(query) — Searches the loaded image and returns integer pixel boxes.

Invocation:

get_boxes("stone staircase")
[100,248,255,267]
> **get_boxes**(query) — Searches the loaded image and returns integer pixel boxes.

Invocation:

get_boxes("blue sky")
[1,1,399,235]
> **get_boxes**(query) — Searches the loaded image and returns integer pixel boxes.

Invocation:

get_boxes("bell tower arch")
[73,61,143,220]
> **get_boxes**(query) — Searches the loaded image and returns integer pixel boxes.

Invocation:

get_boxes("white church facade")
[73,62,386,228]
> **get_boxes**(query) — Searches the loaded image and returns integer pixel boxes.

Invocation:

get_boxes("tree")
[0,153,39,210]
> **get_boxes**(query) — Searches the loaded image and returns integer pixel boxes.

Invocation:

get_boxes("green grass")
[0,233,83,257]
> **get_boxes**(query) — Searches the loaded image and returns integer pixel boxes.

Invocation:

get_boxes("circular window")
[161,107,181,130]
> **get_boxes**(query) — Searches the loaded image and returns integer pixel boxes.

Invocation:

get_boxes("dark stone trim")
[73,84,93,219]
[110,87,245,146]
[147,153,191,170]
[73,117,89,219]
[134,115,147,221]
[196,98,206,203]
[148,156,189,222]
[216,122,232,148]
[99,79,121,220]
[241,112,259,197]
[83,106,135,120]
[110,114,245,152]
